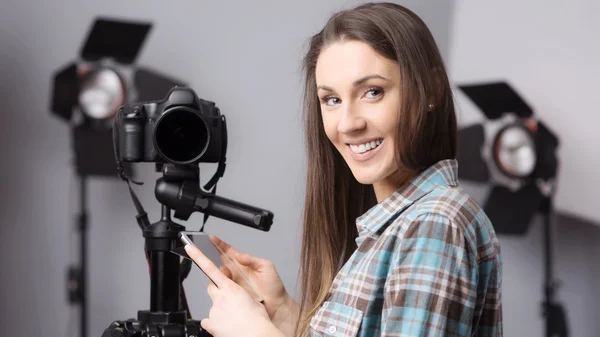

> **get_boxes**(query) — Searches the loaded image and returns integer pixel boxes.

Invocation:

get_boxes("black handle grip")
[155,178,273,231]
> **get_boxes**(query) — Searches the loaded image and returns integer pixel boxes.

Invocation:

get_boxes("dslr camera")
[115,86,226,165]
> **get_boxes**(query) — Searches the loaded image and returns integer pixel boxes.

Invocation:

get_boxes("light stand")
[72,175,89,337]
[540,196,568,337]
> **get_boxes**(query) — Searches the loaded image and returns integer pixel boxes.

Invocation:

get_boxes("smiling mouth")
[348,138,383,154]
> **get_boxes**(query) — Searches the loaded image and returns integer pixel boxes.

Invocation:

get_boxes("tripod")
[102,164,273,337]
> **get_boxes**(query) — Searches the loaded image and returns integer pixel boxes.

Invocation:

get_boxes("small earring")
[428,103,434,110]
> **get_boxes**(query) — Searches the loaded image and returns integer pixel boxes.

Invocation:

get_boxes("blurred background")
[1,1,599,337]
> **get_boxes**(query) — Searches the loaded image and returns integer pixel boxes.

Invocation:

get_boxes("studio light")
[456,82,560,234]
[51,17,186,176]
[49,17,186,337]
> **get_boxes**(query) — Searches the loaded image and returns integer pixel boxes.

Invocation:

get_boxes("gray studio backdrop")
[0,1,454,336]
[1,1,599,337]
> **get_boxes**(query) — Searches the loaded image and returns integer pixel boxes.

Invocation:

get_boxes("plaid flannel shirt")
[309,159,503,337]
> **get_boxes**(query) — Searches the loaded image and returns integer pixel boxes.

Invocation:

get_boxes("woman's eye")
[365,87,383,99]
[322,97,341,106]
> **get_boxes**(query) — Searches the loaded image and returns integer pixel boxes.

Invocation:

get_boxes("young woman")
[185,2,503,337]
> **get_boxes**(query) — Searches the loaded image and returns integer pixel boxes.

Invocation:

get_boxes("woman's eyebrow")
[353,74,389,86]
[317,74,390,92]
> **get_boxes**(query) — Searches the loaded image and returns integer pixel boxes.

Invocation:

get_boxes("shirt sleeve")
[381,212,477,337]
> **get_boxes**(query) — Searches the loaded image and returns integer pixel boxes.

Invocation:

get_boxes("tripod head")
[155,164,273,231]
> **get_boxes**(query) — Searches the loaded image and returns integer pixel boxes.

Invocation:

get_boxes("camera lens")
[154,107,209,164]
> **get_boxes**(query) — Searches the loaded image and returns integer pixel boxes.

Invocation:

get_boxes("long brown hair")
[297,2,457,336]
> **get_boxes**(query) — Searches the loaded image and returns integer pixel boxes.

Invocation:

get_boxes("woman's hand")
[184,244,283,337]
[209,235,300,334]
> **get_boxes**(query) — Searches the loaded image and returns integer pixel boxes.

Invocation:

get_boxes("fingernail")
[184,244,192,252]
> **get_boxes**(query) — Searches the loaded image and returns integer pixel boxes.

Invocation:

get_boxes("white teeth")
[349,139,383,154]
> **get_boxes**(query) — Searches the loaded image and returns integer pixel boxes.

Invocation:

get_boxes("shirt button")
[328,326,337,334]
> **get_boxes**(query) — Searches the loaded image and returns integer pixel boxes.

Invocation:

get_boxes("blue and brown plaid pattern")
[309,159,503,337]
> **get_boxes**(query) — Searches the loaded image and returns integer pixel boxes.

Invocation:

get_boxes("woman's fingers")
[185,244,231,288]
[209,234,242,257]
[200,318,214,334]
[209,235,266,271]
[235,252,264,270]
[207,282,218,300]
[220,265,233,279]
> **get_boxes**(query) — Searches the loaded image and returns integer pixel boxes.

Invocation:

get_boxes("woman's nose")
[337,104,366,134]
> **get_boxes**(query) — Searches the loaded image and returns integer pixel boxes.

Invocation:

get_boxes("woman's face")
[316,40,402,196]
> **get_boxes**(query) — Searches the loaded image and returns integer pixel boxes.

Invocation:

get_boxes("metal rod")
[79,175,88,337]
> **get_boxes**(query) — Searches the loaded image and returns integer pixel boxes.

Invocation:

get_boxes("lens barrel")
[154,107,209,164]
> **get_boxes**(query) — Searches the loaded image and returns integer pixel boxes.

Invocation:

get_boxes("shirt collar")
[355,159,459,243]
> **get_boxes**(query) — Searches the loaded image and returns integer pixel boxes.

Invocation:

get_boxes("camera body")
[116,86,226,165]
